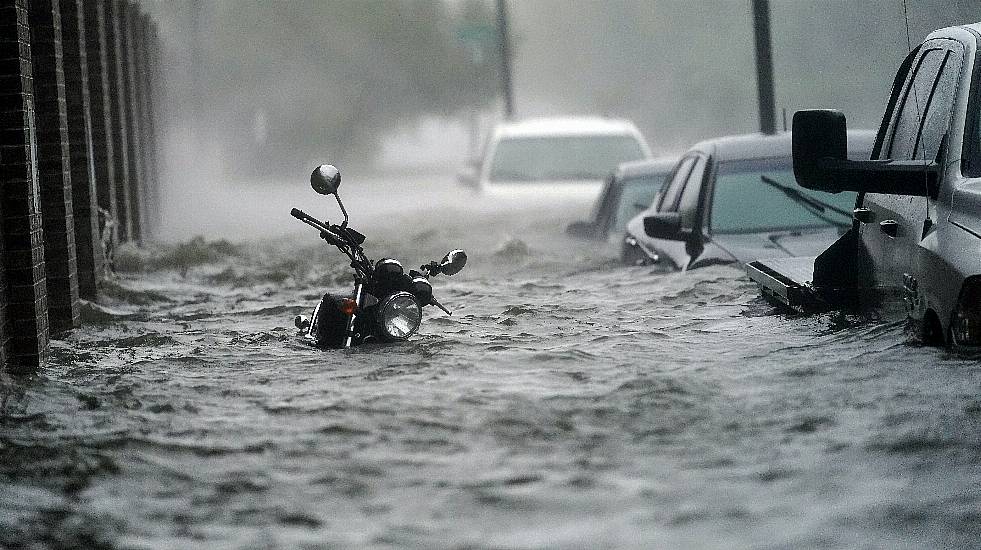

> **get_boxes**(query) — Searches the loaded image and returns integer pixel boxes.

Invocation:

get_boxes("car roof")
[615,156,678,180]
[930,22,981,42]
[687,129,876,162]
[493,116,643,138]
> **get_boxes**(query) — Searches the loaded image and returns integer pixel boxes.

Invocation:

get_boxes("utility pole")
[752,0,776,135]
[496,0,515,119]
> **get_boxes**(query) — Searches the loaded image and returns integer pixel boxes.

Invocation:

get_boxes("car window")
[916,48,963,161]
[678,156,707,228]
[886,48,946,160]
[657,156,696,212]
[612,173,669,233]
[488,135,646,182]
[711,157,856,234]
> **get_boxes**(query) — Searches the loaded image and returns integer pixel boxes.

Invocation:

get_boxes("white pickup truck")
[747,22,981,347]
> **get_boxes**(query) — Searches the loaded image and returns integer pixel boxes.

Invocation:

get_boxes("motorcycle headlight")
[376,291,422,340]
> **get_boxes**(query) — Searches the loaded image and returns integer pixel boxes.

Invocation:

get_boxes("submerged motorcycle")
[291,164,467,348]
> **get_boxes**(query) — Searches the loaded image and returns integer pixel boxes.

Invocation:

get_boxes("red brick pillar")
[59,0,103,299]
[103,0,131,242]
[0,0,50,372]
[29,0,81,334]
[120,0,142,243]
[83,0,118,257]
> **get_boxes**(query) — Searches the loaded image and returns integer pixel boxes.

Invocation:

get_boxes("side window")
[916,48,963,161]
[678,156,708,228]
[886,49,946,160]
[657,156,696,212]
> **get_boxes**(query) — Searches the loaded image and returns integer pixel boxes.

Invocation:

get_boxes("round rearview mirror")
[439,249,467,276]
[311,164,341,195]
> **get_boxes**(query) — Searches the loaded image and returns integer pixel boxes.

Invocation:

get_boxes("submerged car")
[747,22,981,347]
[622,131,875,269]
[566,156,677,244]
[459,116,652,208]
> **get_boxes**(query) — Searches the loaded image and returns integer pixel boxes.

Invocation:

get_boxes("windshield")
[612,174,668,233]
[488,135,646,182]
[711,158,856,234]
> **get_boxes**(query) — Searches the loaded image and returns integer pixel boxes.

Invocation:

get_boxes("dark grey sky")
[139,0,981,175]
[508,0,980,154]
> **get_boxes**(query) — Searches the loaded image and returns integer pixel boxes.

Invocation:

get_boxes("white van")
[461,117,652,208]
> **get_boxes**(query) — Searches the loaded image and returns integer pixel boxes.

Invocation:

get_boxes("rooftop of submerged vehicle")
[685,130,874,163]
[492,116,650,138]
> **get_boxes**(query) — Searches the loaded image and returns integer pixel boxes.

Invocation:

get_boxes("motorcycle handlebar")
[291,208,345,246]
[291,208,327,230]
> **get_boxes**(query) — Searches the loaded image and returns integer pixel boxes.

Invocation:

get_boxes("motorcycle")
[291,164,467,348]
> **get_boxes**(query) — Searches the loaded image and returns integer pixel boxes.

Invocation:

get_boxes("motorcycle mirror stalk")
[311,164,350,227]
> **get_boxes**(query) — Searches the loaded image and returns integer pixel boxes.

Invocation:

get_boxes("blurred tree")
[145,0,500,177]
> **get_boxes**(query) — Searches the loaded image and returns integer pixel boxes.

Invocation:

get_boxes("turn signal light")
[339,298,358,316]
[952,277,981,346]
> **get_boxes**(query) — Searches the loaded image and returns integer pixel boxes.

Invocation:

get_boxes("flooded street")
[2,175,980,549]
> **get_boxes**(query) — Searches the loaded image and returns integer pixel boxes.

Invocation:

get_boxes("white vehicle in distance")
[459,116,652,210]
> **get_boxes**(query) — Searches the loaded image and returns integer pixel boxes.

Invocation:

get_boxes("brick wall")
[138,14,160,237]
[120,0,142,243]
[59,0,102,299]
[29,0,80,334]
[83,0,117,252]
[0,0,50,372]
[103,0,131,243]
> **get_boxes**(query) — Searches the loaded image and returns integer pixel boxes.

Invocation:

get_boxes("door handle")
[853,208,874,223]
[879,219,898,238]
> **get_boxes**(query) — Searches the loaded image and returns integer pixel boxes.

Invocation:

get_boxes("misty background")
[135,0,981,237]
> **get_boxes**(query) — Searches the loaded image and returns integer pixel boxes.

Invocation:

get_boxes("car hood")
[711,228,842,262]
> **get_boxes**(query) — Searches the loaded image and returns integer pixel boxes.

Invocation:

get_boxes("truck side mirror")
[792,109,939,197]
[643,212,689,241]
[793,110,847,192]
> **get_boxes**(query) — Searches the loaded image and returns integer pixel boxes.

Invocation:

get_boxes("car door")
[857,41,964,301]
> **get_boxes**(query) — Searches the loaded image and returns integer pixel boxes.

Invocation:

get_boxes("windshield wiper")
[759,175,852,229]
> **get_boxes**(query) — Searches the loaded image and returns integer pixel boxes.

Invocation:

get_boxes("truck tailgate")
[745,256,824,311]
